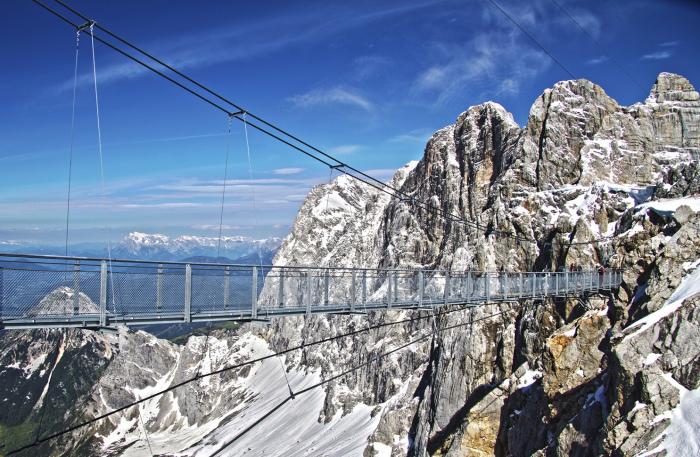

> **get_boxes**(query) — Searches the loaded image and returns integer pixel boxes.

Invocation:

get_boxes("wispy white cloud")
[641,50,673,60]
[192,224,243,231]
[119,202,202,209]
[388,128,434,144]
[287,87,374,112]
[51,1,443,94]
[272,167,304,175]
[566,9,602,39]
[353,55,391,80]
[658,40,680,47]
[586,55,609,65]
[328,144,361,154]
[413,30,550,105]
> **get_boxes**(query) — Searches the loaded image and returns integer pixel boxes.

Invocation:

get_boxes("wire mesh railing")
[0,253,623,329]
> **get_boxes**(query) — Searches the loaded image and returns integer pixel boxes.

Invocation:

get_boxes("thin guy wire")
[548,0,644,91]
[32,332,65,445]
[242,114,264,271]
[89,23,117,314]
[324,168,333,213]
[277,355,295,398]
[485,0,577,80]
[137,411,154,456]
[64,29,80,257]
[217,116,233,258]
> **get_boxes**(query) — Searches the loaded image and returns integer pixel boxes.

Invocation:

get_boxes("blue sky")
[1,0,698,246]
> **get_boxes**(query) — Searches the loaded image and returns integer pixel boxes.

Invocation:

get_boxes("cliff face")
[261,72,700,456]
[1,73,698,457]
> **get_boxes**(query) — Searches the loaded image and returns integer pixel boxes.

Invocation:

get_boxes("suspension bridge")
[0,1,623,331]
[0,252,621,330]
[0,3,634,457]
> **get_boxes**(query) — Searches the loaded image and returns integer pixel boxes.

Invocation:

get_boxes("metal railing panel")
[0,253,623,329]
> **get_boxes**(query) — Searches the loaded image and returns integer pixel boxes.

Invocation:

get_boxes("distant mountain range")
[0,231,282,263]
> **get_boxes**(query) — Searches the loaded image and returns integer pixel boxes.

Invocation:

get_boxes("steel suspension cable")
[31,0,617,249]
[209,302,522,456]
[33,0,520,245]
[5,304,490,455]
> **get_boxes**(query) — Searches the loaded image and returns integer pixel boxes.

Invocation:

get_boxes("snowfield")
[102,333,382,457]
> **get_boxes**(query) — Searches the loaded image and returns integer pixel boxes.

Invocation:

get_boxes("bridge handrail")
[0,251,623,330]
[0,252,622,275]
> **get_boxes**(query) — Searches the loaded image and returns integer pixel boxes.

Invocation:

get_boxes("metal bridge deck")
[0,253,622,330]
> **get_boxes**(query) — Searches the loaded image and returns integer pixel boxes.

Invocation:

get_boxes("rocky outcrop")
[29,287,99,316]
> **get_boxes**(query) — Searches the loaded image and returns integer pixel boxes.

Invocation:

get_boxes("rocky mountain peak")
[648,71,700,103]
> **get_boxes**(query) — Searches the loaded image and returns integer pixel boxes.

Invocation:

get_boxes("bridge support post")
[324,269,329,306]
[0,266,3,321]
[565,271,569,296]
[532,273,536,298]
[519,273,523,299]
[305,270,312,316]
[418,271,424,308]
[555,272,560,297]
[157,264,163,313]
[394,272,399,304]
[467,271,472,302]
[223,266,230,310]
[184,264,192,323]
[444,271,450,307]
[278,268,285,308]
[251,266,258,319]
[351,270,356,313]
[387,271,392,309]
[362,271,367,307]
[73,260,80,316]
[485,273,490,303]
[99,261,107,327]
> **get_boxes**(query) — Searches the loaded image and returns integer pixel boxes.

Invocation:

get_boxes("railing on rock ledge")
[0,253,622,330]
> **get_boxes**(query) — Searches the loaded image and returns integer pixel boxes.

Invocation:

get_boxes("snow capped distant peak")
[116,231,282,261]
[125,231,170,245]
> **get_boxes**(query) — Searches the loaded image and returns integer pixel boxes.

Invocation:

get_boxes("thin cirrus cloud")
[328,144,361,154]
[388,128,434,144]
[640,50,673,60]
[352,55,391,81]
[272,167,304,175]
[50,0,444,95]
[287,87,374,112]
[413,30,550,106]
[586,55,609,65]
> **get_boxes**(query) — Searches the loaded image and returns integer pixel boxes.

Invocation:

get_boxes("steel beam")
[252,266,258,320]
[99,261,107,327]
[184,264,192,323]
